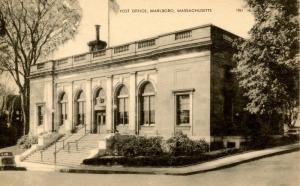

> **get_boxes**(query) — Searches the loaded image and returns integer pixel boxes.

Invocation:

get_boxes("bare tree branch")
[0,0,82,135]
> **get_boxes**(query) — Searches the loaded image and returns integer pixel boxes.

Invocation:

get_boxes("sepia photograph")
[0,0,299,185]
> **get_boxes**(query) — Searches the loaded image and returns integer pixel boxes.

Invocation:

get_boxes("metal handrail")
[56,138,66,150]
[46,125,88,164]
[67,141,79,152]
[67,126,89,153]
[54,130,78,152]
[53,136,73,164]
[39,135,65,162]
[40,150,43,162]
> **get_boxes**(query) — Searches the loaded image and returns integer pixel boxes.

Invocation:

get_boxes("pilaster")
[129,72,137,134]
[65,83,73,132]
[44,79,53,133]
[85,79,92,132]
[106,75,113,133]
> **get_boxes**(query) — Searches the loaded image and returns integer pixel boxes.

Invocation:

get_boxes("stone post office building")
[30,24,240,143]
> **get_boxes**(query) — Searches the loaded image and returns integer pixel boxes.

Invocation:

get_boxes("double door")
[94,111,106,133]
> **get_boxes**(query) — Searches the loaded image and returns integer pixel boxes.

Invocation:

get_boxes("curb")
[170,147,300,175]
[59,143,300,175]
[18,161,69,172]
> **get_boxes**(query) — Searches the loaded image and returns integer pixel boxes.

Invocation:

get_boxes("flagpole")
[108,0,110,47]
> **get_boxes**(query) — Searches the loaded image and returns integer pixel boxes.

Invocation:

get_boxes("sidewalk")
[18,161,67,172]
[59,143,300,175]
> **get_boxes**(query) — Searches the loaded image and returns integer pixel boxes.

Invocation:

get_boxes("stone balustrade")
[74,54,87,62]
[137,39,156,49]
[31,24,214,74]
[175,30,192,40]
[113,44,129,54]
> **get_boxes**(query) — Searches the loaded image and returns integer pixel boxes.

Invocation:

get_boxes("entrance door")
[94,111,106,133]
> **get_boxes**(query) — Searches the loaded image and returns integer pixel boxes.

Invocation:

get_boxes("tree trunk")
[20,79,30,136]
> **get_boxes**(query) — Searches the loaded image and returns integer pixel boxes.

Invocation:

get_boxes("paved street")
[0,151,299,186]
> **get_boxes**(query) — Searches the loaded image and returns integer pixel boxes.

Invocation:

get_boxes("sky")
[52,0,255,59]
[1,0,255,94]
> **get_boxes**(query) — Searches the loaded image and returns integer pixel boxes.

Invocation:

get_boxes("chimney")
[95,25,100,41]
[88,24,107,52]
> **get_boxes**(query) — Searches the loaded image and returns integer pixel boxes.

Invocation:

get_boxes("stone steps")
[24,131,106,166]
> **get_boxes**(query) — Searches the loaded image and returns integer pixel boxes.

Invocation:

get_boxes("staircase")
[24,128,106,167]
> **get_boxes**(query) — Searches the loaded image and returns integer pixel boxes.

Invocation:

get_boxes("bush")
[106,132,209,157]
[246,134,299,150]
[106,134,163,157]
[210,141,225,151]
[83,148,242,167]
[166,131,209,156]
[17,135,38,149]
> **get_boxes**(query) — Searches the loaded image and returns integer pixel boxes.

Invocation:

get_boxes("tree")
[233,0,299,128]
[0,75,16,111]
[0,14,5,37]
[0,0,82,135]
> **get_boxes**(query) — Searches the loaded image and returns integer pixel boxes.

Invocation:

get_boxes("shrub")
[210,141,225,151]
[106,134,163,157]
[83,148,242,167]
[17,135,38,149]
[166,131,209,156]
[246,134,299,150]
[106,132,209,157]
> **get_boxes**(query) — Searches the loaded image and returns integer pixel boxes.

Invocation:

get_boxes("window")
[176,94,190,125]
[59,93,68,126]
[76,90,85,125]
[116,85,129,125]
[140,82,155,125]
[37,105,44,126]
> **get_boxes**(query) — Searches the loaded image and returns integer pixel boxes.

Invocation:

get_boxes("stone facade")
[29,24,241,142]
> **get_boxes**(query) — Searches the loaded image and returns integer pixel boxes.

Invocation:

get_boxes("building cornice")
[30,24,240,79]
[30,40,212,79]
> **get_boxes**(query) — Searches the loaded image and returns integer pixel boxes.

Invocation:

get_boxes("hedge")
[106,132,209,157]
[83,149,242,167]
[106,134,164,157]
[166,132,209,156]
[17,135,38,149]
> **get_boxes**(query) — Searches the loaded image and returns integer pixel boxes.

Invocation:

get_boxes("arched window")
[140,82,155,125]
[116,85,129,125]
[95,88,105,106]
[76,90,85,125]
[59,92,68,125]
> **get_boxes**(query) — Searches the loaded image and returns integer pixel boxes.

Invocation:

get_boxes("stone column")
[85,79,92,132]
[129,72,137,134]
[106,76,113,133]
